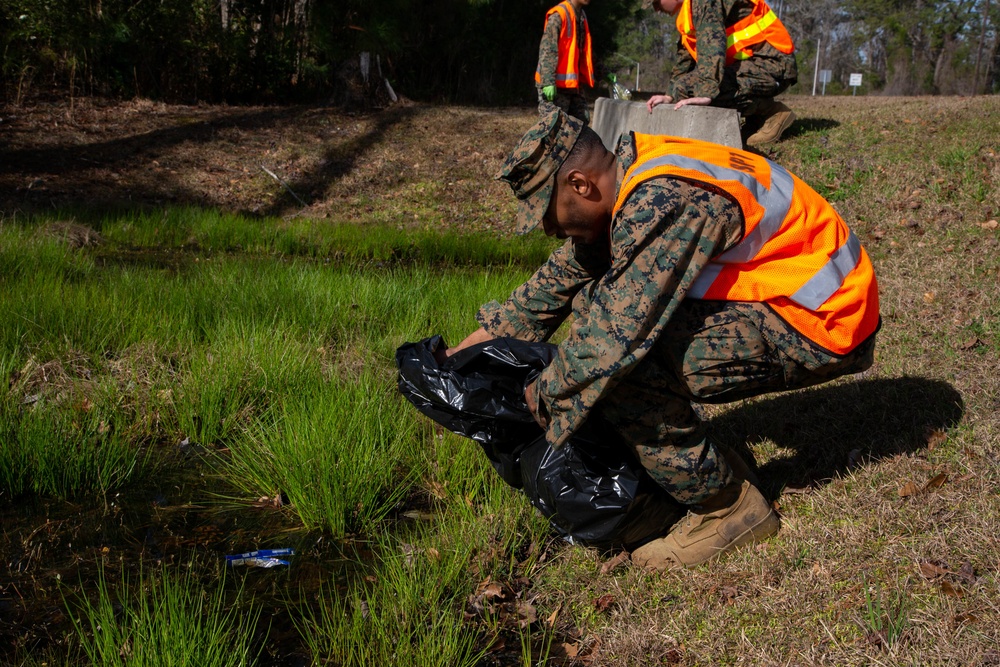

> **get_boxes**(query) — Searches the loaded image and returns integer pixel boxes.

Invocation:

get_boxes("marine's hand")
[445,326,493,358]
[673,96,712,109]
[646,94,673,112]
[524,379,550,430]
[542,85,556,101]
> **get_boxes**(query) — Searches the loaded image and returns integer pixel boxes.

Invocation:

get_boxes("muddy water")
[0,450,364,665]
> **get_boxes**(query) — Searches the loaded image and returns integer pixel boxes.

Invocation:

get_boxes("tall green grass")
[297,520,486,667]
[0,217,536,512]
[224,373,419,536]
[66,564,260,667]
[14,207,558,267]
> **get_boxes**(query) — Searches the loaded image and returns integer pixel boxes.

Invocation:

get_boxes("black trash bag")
[395,335,684,551]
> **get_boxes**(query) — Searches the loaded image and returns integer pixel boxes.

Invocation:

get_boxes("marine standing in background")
[536,0,595,124]
[645,0,798,146]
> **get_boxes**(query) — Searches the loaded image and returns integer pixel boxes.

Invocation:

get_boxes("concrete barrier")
[591,97,743,151]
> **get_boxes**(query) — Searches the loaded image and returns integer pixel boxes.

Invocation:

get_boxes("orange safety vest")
[535,1,595,89]
[676,0,794,65]
[614,134,879,355]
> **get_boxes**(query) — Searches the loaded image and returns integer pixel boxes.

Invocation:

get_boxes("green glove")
[542,85,556,101]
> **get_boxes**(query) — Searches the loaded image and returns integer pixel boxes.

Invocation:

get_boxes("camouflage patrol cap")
[495,109,584,234]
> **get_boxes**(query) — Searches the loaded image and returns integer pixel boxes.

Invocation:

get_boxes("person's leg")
[599,300,790,505]
[606,300,875,570]
[566,92,590,124]
[730,62,796,146]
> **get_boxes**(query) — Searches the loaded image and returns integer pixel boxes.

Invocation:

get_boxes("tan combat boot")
[631,475,779,572]
[745,101,796,146]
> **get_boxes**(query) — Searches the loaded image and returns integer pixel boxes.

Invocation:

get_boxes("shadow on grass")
[708,377,964,495]
[783,117,840,140]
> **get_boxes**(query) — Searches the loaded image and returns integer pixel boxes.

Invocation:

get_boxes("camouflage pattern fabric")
[494,110,583,235]
[479,132,876,504]
[668,0,798,113]
[536,5,591,123]
[538,90,591,125]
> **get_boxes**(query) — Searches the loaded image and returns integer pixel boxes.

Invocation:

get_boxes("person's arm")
[536,12,562,89]
[532,180,743,447]
[475,238,602,342]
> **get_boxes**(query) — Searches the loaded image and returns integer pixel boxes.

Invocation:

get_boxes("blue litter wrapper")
[226,548,295,568]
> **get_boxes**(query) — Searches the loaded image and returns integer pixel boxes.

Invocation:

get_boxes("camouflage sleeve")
[536,12,562,88]
[676,0,730,100]
[669,38,696,88]
[535,180,744,448]
[476,238,596,341]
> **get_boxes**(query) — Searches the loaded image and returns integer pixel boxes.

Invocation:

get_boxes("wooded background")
[1,0,998,106]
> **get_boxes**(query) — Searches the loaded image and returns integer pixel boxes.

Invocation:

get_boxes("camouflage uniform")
[486,113,877,505]
[536,7,591,123]
[668,0,798,116]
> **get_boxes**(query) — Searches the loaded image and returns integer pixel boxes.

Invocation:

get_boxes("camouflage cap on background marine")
[495,109,584,234]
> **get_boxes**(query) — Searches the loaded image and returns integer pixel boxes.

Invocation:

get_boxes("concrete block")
[591,97,742,151]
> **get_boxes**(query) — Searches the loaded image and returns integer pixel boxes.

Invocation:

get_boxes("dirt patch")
[0,97,532,234]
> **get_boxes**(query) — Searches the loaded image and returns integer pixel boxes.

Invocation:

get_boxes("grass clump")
[223,373,419,537]
[66,564,260,667]
[298,522,484,667]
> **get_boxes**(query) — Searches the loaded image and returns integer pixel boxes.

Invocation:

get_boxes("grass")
[65,563,260,667]
[298,520,486,667]
[1,94,999,666]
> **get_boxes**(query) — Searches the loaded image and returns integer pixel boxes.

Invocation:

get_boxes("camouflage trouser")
[673,59,795,115]
[537,88,590,124]
[590,299,876,505]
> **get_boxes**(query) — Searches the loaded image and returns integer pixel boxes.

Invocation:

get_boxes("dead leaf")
[919,561,949,579]
[593,594,614,612]
[664,648,684,665]
[952,612,977,627]
[957,561,976,584]
[925,428,947,450]
[481,582,504,600]
[958,337,984,351]
[545,602,561,627]
[866,629,888,649]
[940,580,963,597]
[923,291,936,304]
[559,642,580,658]
[720,586,739,603]
[898,481,921,497]
[922,472,947,491]
[517,601,537,627]
[980,219,998,230]
[600,551,629,574]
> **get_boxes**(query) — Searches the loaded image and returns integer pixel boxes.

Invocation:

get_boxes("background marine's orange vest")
[676,0,794,65]
[613,134,879,355]
[535,1,595,89]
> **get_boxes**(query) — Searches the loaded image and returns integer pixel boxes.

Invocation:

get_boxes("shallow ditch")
[0,447,368,665]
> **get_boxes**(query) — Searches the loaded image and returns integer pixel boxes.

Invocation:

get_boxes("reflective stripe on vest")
[614,134,879,354]
[677,0,794,65]
[535,2,595,89]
